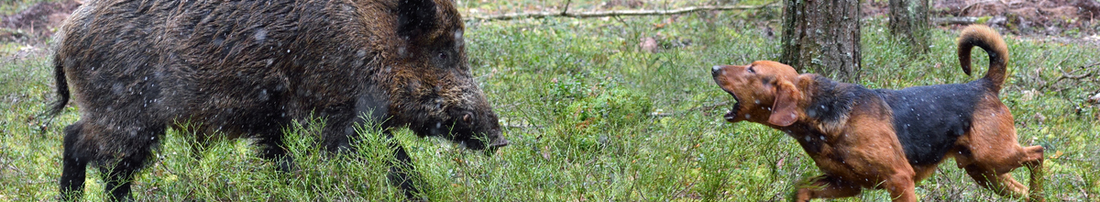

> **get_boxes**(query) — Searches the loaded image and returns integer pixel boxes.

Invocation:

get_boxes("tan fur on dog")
[711,25,1044,202]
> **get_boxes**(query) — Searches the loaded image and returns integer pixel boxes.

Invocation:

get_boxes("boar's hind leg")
[59,121,88,201]
[385,132,425,199]
[100,122,165,201]
[61,118,165,201]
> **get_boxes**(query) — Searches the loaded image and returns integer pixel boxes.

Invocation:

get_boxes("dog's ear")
[768,79,801,126]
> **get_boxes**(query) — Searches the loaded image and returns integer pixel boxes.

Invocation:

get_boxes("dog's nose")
[712,65,724,76]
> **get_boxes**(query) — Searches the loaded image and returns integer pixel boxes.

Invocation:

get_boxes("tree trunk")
[781,0,862,83]
[889,0,930,54]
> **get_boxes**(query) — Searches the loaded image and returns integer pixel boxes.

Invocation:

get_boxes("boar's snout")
[451,110,508,151]
[488,134,509,148]
[483,135,509,156]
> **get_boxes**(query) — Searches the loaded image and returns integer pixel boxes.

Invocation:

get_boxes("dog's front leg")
[790,175,861,202]
[790,173,916,202]
[882,173,917,202]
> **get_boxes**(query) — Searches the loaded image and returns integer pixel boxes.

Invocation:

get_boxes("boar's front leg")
[386,131,424,200]
[256,134,296,172]
[326,122,425,199]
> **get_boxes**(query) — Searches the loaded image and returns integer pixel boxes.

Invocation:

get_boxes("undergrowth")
[1,1,1098,201]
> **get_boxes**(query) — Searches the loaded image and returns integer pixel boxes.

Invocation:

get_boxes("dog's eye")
[747,66,756,74]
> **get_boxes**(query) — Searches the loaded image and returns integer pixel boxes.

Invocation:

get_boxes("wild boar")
[48,0,508,200]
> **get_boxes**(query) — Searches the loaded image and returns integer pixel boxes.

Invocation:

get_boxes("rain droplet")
[258,89,269,101]
[254,28,267,41]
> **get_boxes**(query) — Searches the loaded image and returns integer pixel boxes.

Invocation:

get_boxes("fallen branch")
[933,17,981,25]
[1055,61,1099,82]
[1083,61,1100,69]
[1038,58,1099,91]
[1042,68,1096,92]
[1043,71,1089,91]
[467,3,778,21]
[1061,71,1092,80]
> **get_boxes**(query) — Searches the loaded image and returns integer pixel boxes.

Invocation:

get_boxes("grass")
[2,1,1099,201]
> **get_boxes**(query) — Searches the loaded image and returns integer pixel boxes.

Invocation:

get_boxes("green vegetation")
[2,1,1098,201]
[0,0,54,16]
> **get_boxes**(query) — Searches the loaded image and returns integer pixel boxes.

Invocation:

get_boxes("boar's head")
[379,0,507,151]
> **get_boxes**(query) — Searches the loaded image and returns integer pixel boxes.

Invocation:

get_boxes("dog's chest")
[783,127,846,163]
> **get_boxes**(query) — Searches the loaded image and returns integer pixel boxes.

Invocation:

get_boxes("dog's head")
[711,60,807,127]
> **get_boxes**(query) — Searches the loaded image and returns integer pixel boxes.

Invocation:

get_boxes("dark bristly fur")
[711,25,1044,202]
[49,0,508,201]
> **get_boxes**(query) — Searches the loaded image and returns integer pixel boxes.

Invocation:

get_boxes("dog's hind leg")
[1022,145,1045,202]
[961,165,1028,199]
[957,144,1044,202]
[959,105,1045,201]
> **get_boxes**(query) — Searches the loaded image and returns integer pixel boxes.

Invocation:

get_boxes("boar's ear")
[397,0,438,39]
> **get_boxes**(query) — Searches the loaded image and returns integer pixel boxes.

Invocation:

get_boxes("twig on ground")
[1061,71,1092,80]
[467,2,778,21]
[1047,70,1094,91]
[1082,61,1100,69]
[933,17,981,25]
[1040,60,1098,91]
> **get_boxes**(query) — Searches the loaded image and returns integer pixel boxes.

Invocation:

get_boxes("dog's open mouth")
[724,93,742,122]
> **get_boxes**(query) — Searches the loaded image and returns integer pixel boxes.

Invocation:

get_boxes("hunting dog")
[711,25,1044,201]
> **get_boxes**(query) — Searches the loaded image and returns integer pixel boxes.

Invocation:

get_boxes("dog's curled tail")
[957,25,1009,92]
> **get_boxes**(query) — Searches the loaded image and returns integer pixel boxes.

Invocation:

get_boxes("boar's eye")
[438,52,448,60]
